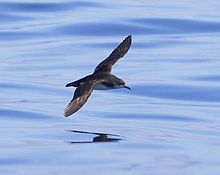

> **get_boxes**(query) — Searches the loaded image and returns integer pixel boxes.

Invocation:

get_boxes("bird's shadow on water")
[67,129,122,144]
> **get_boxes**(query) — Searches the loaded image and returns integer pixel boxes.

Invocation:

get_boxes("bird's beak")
[124,85,131,90]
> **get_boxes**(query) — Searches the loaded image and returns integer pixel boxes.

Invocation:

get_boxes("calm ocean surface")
[1,1,220,174]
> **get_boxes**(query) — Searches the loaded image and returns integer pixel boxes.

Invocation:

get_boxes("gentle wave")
[0,1,104,13]
[0,108,54,120]
[1,17,220,40]
[190,75,220,82]
[0,82,67,96]
[54,18,220,36]
[95,112,208,123]
[121,84,220,103]
[130,18,220,34]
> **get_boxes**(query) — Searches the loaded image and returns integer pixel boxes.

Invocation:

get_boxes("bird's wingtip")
[65,82,75,87]
[64,112,70,117]
[64,107,72,117]
[127,35,132,39]
[125,35,131,39]
[65,83,70,87]
[125,35,132,45]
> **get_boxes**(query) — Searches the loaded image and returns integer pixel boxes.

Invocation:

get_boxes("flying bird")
[64,35,132,117]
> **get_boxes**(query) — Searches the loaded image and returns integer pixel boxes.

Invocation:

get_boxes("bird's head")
[115,78,131,90]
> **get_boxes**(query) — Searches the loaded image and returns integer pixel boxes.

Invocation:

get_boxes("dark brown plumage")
[64,35,132,117]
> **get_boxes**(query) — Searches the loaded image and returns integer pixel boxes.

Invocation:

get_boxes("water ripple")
[98,112,207,123]
[55,18,220,36]
[54,22,152,36]
[0,108,53,120]
[191,75,220,82]
[1,16,220,41]
[130,18,220,34]
[0,13,31,22]
[0,82,67,96]
[129,84,220,102]
[0,1,104,13]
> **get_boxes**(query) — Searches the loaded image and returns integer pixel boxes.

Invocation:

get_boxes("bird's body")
[64,35,132,117]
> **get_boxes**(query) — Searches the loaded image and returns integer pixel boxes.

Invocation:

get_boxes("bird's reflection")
[67,130,122,144]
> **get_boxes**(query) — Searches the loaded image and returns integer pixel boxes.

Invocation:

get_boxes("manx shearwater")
[64,35,132,117]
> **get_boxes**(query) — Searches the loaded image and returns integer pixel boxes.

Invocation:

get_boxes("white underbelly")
[94,83,113,90]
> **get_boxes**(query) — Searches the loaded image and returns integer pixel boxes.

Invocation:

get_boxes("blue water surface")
[1,1,220,175]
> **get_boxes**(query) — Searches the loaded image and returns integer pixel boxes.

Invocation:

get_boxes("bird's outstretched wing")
[64,78,106,117]
[64,82,93,117]
[94,35,132,73]
[65,75,92,87]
